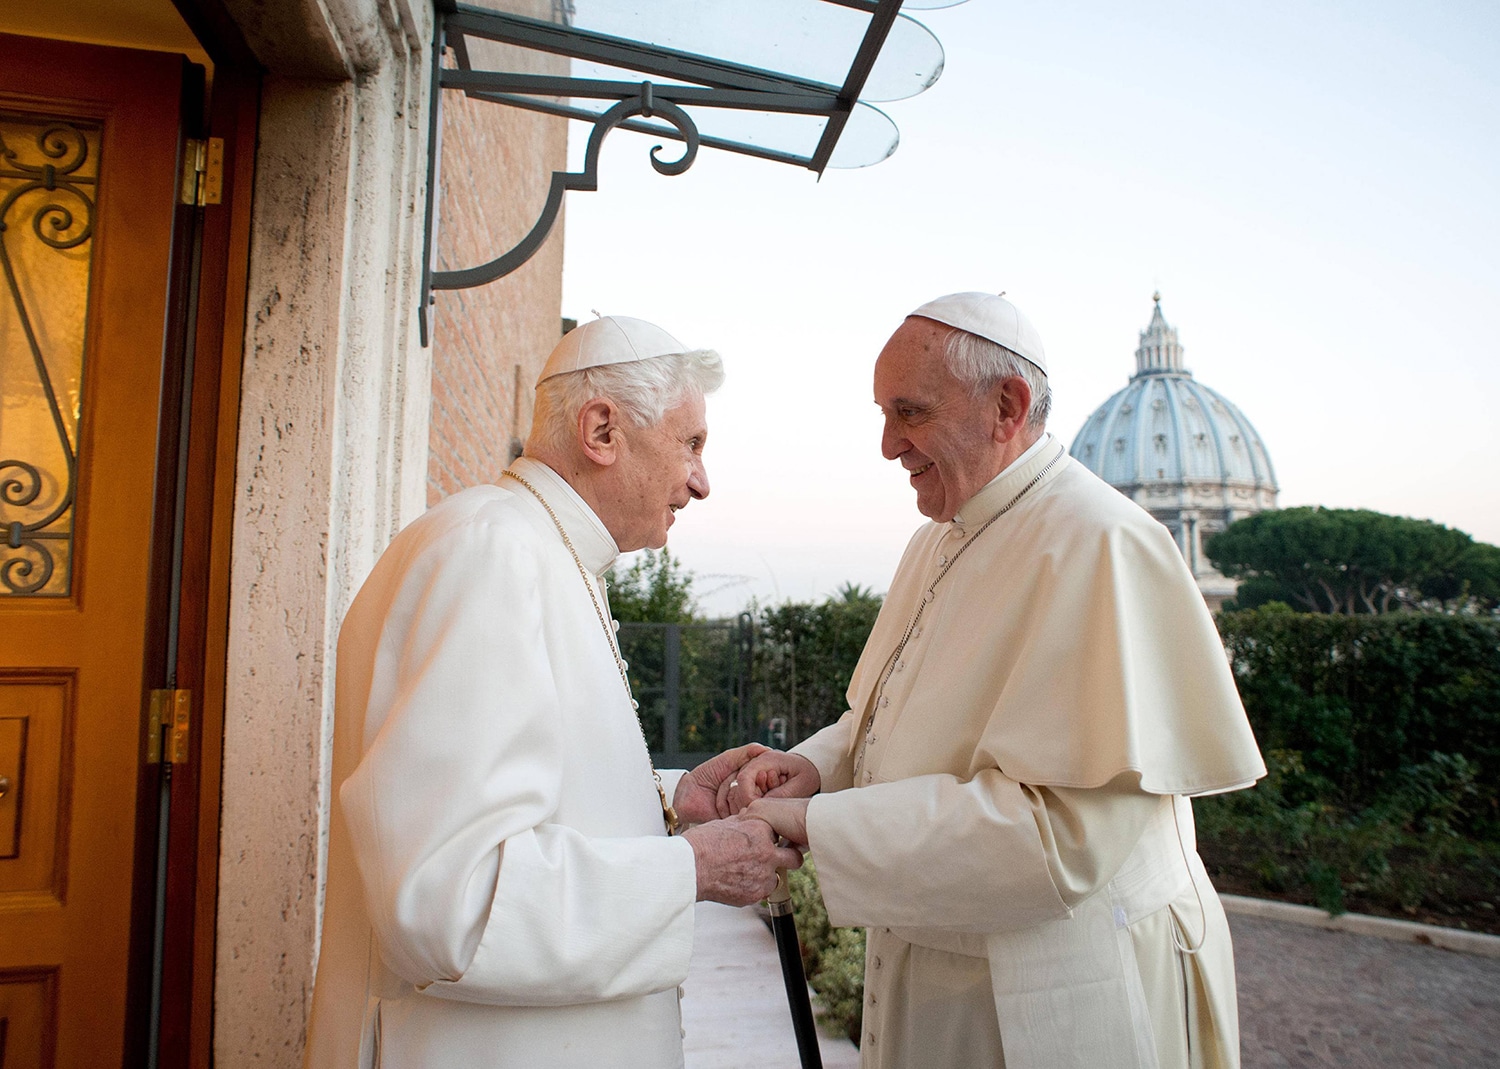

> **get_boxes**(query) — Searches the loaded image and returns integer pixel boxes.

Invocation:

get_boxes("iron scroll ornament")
[0,120,95,596]
[429,85,699,293]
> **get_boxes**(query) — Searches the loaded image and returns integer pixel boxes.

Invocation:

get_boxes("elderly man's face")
[610,391,710,552]
[874,318,1007,522]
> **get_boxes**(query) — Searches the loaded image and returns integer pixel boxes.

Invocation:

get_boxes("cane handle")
[768,868,793,914]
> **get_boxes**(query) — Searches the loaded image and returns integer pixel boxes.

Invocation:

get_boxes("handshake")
[673,744,825,908]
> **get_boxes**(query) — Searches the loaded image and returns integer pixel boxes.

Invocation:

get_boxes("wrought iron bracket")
[433,84,700,295]
[417,0,911,345]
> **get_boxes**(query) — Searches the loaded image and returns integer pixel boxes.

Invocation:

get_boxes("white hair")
[527,349,725,453]
[942,329,1051,428]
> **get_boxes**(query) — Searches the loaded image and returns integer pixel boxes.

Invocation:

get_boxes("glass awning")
[420,0,964,341]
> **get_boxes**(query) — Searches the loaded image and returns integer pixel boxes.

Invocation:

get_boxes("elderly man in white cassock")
[302,316,803,1069]
[721,293,1266,1069]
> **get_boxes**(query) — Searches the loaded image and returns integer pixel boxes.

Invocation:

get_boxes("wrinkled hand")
[683,815,804,906]
[673,743,771,826]
[719,750,821,816]
[744,797,812,848]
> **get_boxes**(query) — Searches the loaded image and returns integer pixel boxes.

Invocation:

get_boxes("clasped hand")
[673,744,821,905]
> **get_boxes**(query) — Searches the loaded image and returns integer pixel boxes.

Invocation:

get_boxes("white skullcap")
[538,315,690,384]
[909,292,1048,376]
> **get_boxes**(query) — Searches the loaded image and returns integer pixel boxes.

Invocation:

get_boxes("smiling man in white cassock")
[302,316,803,1069]
[719,293,1266,1068]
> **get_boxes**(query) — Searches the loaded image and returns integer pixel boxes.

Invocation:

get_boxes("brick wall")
[427,45,568,504]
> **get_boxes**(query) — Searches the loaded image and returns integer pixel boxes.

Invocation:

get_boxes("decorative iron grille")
[0,114,99,597]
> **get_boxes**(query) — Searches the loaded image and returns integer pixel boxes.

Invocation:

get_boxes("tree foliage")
[755,583,884,747]
[610,559,883,755]
[610,551,760,755]
[1206,507,1500,615]
[606,549,698,623]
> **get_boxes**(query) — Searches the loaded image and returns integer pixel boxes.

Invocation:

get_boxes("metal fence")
[620,614,756,769]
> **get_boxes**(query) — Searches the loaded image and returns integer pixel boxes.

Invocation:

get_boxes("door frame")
[151,69,258,1069]
[142,4,261,1065]
[129,4,261,1061]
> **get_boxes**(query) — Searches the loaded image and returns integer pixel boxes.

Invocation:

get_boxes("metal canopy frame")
[419,0,910,344]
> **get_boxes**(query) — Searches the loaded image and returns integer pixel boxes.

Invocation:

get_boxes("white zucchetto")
[539,315,691,383]
[909,292,1048,376]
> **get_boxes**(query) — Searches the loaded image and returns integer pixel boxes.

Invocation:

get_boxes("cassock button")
[620,659,629,671]
[874,956,882,969]
[612,619,621,632]
[938,555,948,566]
[924,590,935,603]
[880,696,889,708]
[631,699,640,710]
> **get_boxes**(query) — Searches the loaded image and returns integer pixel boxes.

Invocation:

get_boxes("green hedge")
[1199,607,1500,921]
[1214,606,1500,824]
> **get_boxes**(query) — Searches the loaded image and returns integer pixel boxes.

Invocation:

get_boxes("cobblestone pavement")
[1231,913,1500,1068]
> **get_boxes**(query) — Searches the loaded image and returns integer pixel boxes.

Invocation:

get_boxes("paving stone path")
[686,905,1500,1067]
[682,902,860,1069]
[1231,913,1500,1068]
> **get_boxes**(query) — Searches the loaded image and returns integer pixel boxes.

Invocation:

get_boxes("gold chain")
[854,444,1068,781]
[503,470,680,835]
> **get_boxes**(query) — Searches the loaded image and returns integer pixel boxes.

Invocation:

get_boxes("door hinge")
[179,137,224,207]
[147,689,192,765]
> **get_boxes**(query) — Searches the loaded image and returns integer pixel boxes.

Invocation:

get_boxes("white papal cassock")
[793,434,1266,1069]
[303,457,697,1069]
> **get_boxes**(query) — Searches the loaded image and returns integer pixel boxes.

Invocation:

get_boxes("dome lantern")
[1134,292,1188,376]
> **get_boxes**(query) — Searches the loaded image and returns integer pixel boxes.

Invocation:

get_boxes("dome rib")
[1163,376,1191,484]
[1184,379,1225,484]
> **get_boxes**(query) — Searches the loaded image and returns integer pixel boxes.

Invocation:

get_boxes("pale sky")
[558,0,1500,617]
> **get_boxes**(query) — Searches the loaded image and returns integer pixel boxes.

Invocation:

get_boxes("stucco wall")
[426,59,568,502]
[212,1,574,1062]
[214,0,433,1064]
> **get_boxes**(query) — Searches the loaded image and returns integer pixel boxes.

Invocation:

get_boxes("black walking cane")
[768,868,824,1069]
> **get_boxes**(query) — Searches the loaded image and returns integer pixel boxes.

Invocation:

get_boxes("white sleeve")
[791,712,858,793]
[338,519,697,1006]
[805,770,1159,934]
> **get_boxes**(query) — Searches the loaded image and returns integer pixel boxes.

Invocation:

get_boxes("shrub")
[1216,609,1500,829]
[788,856,865,1043]
[1200,609,1500,926]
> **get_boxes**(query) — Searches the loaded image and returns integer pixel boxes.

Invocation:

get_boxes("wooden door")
[0,35,189,1068]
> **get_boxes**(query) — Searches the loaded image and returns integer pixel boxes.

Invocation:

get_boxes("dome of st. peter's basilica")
[1069,296,1278,609]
